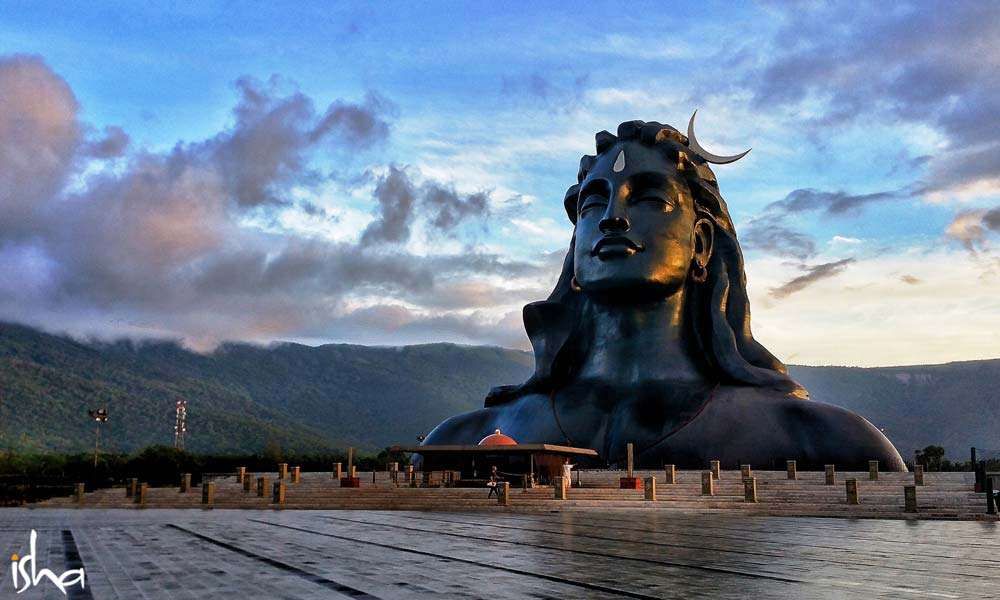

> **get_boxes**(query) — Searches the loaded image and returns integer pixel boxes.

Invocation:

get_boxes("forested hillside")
[1,322,995,459]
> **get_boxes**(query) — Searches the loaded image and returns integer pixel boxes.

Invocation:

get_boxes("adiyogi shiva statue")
[422,114,906,471]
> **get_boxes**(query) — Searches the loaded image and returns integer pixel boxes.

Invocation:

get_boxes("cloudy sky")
[1,2,997,366]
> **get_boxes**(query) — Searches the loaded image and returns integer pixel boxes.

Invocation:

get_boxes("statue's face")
[573,140,707,296]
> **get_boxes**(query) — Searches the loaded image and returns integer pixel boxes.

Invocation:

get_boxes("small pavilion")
[395,429,599,484]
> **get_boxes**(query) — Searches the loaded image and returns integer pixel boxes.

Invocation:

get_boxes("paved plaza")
[0,508,997,599]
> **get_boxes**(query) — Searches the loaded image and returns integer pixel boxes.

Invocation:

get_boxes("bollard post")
[914,464,924,486]
[257,476,269,497]
[744,476,758,503]
[986,476,996,515]
[644,476,657,501]
[710,460,720,480]
[787,460,797,480]
[273,481,286,506]
[372,470,377,485]
[846,478,860,505]
[971,447,977,469]
[554,476,568,500]
[127,477,138,498]
[347,447,354,477]
[626,442,634,479]
[498,481,510,506]
[975,461,985,493]
[291,466,301,484]
[74,483,85,504]
[278,463,288,480]
[243,473,252,493]
[701,471,715,496]
[619,444,641,489]
[825,464,836,485]
[136,482,148,507]
[663,464,676,485]
[180,473,191,493]
[904,485,917,513]
[202,482,215,507]
[869,460,879,481]
[236,466,246,484]
[741,464,752,479]
[333,462,343,480]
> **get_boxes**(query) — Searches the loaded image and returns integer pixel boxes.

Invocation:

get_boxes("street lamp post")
[88,408,109,467]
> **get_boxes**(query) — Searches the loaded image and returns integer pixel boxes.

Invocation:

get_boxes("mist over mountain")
[0,321,995,460]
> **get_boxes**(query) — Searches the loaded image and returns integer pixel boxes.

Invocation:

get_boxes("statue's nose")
[599,183,631,234]
[599,215,630,234]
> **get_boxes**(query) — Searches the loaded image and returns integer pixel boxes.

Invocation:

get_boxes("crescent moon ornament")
[686,110,751,164]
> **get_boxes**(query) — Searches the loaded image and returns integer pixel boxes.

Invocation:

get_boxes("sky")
[0,1,998,366]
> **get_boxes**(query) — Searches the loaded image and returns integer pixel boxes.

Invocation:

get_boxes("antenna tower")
[174,400,187,450]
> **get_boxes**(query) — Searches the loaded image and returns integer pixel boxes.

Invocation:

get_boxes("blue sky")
[0,1,997,366]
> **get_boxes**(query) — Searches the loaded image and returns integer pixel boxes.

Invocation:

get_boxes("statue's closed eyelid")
[632,189,674,205]
[579,194,608,214]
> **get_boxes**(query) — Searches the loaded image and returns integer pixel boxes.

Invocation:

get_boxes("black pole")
[975,460,985,493]
[971,447,977,469]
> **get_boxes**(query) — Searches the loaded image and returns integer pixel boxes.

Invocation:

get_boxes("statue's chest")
[552,379,713,463]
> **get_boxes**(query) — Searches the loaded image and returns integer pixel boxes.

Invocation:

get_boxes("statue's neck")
[574,291,705,386]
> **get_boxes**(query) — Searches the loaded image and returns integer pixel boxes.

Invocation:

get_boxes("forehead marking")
[612,149,625,173]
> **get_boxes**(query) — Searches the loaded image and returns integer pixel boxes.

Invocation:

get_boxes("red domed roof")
[478,428,518,446]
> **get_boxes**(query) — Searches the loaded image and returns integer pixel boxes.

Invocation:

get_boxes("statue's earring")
[690,260,708,283]
[570,276,582,292]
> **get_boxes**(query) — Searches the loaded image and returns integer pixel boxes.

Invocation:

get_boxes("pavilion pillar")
[710,460,720,480]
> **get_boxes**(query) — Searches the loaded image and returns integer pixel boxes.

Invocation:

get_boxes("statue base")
[340,477,361,488]
[619,477,643,490]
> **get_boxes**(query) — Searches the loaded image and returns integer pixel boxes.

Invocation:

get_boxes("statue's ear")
[693,217,714,266]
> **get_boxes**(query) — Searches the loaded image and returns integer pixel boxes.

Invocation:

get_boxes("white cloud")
[746,249,1000,366]
[830,235,862,245]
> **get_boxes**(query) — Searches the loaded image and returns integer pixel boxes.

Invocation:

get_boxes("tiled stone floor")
[0,508,996,599]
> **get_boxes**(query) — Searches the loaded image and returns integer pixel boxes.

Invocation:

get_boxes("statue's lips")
[591,235,645,259]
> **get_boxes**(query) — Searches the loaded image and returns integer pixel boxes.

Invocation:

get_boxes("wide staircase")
[34,468,994,519]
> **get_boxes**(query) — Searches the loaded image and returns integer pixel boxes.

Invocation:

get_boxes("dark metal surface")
[423,119,906,471]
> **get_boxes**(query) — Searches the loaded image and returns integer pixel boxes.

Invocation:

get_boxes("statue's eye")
[635,190,675,210]
[579,194,608,216]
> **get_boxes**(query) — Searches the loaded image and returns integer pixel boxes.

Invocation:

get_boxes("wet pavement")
[0,508,997,599]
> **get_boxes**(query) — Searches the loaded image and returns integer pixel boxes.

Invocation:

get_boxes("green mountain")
[0,321,995,459]
[0,322,532,454]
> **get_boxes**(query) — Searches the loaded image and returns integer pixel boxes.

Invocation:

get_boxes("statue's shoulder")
[695,385,905,469]
[709,385,875,431]
[421,392,553,446]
